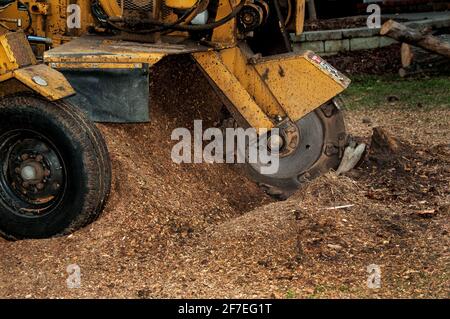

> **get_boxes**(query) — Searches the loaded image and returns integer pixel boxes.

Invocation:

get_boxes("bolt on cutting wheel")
[0,95,111,240]
[246,100,347,199]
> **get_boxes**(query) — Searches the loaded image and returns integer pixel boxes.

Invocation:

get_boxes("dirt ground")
[304,16,401,31]
[326,44,403,76]
[0,57,448,299]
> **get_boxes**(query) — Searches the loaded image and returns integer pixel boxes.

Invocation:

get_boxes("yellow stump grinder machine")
[0,0,350,239]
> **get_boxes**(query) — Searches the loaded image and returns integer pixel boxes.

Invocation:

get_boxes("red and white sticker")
[308,53,347,83]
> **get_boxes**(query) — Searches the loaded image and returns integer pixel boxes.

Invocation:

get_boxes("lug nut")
[21,154,29,161]
[36,155,43,162]
[36,183,45,190]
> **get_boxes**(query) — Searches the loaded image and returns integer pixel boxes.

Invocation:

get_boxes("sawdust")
[0,56,448,298]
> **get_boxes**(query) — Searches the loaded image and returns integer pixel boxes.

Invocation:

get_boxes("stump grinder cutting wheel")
[247,100,346,199]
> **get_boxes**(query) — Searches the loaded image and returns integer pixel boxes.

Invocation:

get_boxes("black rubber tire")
[246,101,347,199]
[0,94,111,240]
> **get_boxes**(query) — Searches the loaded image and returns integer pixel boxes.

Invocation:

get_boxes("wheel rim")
[0,130,67,217]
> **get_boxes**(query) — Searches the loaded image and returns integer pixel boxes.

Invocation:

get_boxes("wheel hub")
[0,130,66,215]
[20,160,45,182]
[267,133,284,153]
[271,119,301,158]
[20,164,39,181]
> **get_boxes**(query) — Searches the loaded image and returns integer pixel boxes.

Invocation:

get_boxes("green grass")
[342,75,450,110]
[285,289,297,299]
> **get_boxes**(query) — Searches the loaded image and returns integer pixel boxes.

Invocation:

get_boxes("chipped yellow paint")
[0,31,73,101]
[98,0,122,18]
[44,37,176,65]
[254,51,350,121]
[0,32,20,75]
[0,0,95,43]
[48,62,144,69]
[45,51,166,65]
[194,47,349,129]
[211,0,238,46]
[13,64,75,101]
[0,72,13,82]
[193,51,274,130]
[166,0,197,9]
[218,46,287,120]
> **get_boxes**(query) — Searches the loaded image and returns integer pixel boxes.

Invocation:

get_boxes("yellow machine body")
[0,0,349,130]
[0,0,93,36]
[0,0,305,43]
[0,29,74,99]
[165,0,198,10]
[193,46,349,129]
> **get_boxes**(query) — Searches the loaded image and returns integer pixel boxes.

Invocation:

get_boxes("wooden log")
[401,43,413,68]
[400,30,441,67]
[381,20,450,58]
[307,0,317,20]
[401,42,449,67]
[399,35,450,77]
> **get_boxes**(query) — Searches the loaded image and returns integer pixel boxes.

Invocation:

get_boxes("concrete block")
[428,17,450,29]
[406,20,434,29]
[380,37,398,47]
[350,37,381,51]
[305,30,343,41]
[297,41,325,53]
[324,39,350,53]
[404,18,450,30]
[342,27,380,38]
[290,33,306,43]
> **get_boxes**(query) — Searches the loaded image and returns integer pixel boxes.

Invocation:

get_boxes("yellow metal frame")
[0,31,74,100]
[43,36,192,66]
[211,0,238,46]
[0,0,95,44]
[253,52,350,121]
[98,0,122,19]
[13,64,75,100]
[194,50,275,130]
[165,0,198,10]
[0,0,305,43]
[193,47,350,129]
[0,31,34,75]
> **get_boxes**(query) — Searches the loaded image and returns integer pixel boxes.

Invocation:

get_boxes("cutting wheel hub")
[267,133,284,153]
